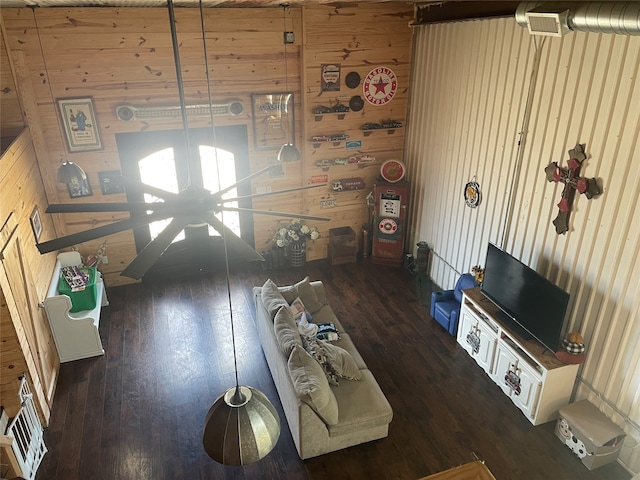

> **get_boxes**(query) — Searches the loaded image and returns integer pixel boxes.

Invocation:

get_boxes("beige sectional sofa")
[253,277,393,459]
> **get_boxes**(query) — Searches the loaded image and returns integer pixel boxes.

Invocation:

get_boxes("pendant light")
[56,161,87,184]
[35,15,88,186]
[186,0,280,465]
[277,4,301,163]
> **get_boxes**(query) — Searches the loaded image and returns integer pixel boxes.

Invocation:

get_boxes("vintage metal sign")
[321,64,341,92]
[345,140,362,150]
[320,199,337,209]
[363,67,397,106]
[310,174,328,184]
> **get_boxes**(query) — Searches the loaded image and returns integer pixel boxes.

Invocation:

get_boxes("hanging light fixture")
[277,4,301,163]
[34,13,89,187]
[56,161,87,184]
[188,0,280,465]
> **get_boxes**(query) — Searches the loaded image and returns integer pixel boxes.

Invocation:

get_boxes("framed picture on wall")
[57,97,103,152]
[251,93,295,151]
[99,170,125,195]
[67,175,93,198]
[30,206,43,241]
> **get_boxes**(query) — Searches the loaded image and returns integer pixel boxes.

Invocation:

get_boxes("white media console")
[457,287,578,425]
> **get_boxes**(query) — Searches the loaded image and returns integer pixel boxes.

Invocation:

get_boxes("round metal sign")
[349,95,364,112]
[363,67,397,106]
[345,71,361,89]
[464,179,482,208]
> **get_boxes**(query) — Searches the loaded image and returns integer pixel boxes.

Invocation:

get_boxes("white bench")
[42,252,108,362]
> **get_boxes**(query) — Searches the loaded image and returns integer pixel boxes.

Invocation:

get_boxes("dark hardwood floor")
[38,260,631,480]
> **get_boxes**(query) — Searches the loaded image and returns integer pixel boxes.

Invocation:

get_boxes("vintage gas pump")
[371,180,408,265]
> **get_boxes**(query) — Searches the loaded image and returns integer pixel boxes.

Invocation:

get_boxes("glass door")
[116,126,253,280]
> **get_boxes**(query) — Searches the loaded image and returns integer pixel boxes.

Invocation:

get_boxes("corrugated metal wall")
[405,17,640,473]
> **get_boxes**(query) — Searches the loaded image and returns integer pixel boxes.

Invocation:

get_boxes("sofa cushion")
[288,345,339,425]
[280,277,324,314]
[328,369,393,437]
[261,279,289,320]
[274,306,302,356]
[333,333,367,370]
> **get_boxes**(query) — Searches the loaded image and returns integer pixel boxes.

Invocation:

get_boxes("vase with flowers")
[273,219,320,267]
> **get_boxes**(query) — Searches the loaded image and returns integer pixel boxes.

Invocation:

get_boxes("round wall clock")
[380,159,406,183]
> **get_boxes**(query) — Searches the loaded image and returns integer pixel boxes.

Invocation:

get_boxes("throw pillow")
[273,306,302,356]
[261,278,288,320]
[288,345,339,425]
[280,276,324,314]
[301,335,340,386]
[301,336,362,383]
[320,340,363,381]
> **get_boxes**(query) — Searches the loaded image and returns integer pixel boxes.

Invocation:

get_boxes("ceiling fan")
[37,0,328,280]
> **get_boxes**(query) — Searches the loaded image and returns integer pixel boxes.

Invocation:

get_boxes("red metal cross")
[545,144,600,234]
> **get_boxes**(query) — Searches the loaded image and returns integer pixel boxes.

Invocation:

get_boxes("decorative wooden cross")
[545,144,600,235]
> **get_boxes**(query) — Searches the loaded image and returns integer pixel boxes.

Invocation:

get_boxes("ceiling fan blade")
[222,206,330,222]
[135,184,179,201]
[36,211,174,254]
[120,217,188,279]
[214,166,274,198]
[119,177,179,201]
[204,213,264,262]
[46,202,155,214]
[222,183,328,203]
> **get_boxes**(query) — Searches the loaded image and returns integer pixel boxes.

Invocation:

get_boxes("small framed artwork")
[67,175,93,198]
[30,206,43,241]
[99,170,125,195]
[251,93,295,151]
[57,97,103,152]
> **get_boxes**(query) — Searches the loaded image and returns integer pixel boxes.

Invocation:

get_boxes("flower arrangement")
[273,219,320,248]
[471,265,484,285]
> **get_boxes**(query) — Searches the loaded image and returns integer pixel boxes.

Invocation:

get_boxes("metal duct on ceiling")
[516,2,640,36]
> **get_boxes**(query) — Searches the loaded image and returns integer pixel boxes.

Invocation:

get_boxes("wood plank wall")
[301,6,413,258]
[0,23,23,146]
[404,17,640,474]
[0,129,59,423]
[1,4,413,287]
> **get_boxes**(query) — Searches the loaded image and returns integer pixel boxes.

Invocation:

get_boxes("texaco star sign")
[363,67,398,106]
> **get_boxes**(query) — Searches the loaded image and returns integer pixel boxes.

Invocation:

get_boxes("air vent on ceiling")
[116,99,244,122]
[525,8,570,37]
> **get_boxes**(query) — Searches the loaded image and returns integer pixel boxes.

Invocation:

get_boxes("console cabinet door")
[493,344,542,420]
[458,309,497,375]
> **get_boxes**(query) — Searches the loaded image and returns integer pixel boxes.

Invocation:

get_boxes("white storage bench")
[42,252,109,362]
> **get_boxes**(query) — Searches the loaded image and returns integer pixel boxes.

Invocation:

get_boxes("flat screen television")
[481,243,569,352]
